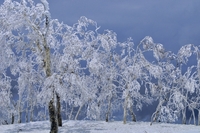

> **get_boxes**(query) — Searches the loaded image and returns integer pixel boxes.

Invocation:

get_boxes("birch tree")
[0,0,61,131]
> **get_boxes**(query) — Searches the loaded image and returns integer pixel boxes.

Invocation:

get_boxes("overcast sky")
[48,0,200,52]
[1,0,200,52]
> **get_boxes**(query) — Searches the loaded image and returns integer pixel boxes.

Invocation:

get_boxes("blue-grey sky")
[1,0,200,52]
[47,0,200,52]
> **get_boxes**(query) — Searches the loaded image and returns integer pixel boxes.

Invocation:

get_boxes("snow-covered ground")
[0,120,199,133]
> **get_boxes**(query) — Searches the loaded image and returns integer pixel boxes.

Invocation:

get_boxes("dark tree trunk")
[182,108,186,124]
[105,97,112,122]
[56,92,62,127]
[11,113,14,124]
[49,99,58,133]
[198,110,200,126]
[18,112,21,124]
[129,107,136,122]
[25,108,28,123]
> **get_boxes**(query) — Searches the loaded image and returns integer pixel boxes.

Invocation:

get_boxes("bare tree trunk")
[106,97,112,122]
[43,39,59,131]
[123,94,128,124]
[30,103,33,122]
[150,99,165,125]
[123,105,127,124]
[129,106,136,122]
[26,97,29,123]
[65,102,69,120]
[25,108,28,123]
[11,113,14,124]
[75,104,83,120]
[18,103,21,123]
[69,105,74,120]
[11,101,17,124]
[198,110,200,126]
[44,45,51,77]
[29,84,34,122]
[49,99,58,133]
[189,113,192,124]
[56,92,62,126]
[18,112,21,123]
[182,108,186,124]
[192,109,196,125]
[150,109,159,125]
[34,11,60,132]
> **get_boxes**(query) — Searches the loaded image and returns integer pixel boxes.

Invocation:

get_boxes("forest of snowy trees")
[0,0,200,131]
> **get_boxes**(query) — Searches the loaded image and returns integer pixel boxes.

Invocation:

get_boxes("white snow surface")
[0,120,199,133]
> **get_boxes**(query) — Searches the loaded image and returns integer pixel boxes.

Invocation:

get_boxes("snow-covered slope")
[0,120,199,133]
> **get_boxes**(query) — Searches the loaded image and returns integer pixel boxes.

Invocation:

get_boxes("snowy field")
[0,120,199,133]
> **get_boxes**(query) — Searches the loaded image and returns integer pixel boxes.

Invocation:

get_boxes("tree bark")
[11,113,14,124]
[44,45,51,77]
[18,103,21,123]
[56,92,62,127]
[69,105,74,120]
[182,108,186,124]
[129,106,136,122]
[75,104,83,120]
[123,104,127,124]
[30,103,34,122]
[192,109,196,125]
[106,96,112,122]
[150,99,165,125]
[123,94,128,124]
[43,38,59,131]
[25,108,28,123]
[198,110,200,126]
[49,99,58,133]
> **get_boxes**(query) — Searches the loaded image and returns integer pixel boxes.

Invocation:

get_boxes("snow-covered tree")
[0,0,64,129]
[1,0,200,128]
[138,37,179,124]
